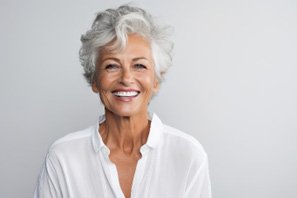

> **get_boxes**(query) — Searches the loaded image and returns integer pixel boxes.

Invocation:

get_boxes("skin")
[92,34,159,198]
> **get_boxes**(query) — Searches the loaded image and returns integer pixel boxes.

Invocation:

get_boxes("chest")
[109,153,141,198]
[60,146,189,198]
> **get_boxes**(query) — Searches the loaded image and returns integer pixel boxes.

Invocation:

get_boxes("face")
[92,34,159,117]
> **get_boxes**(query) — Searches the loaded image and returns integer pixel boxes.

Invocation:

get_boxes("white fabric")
[34,114,211,198]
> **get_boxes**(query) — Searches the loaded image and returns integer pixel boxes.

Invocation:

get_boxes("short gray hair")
[79,5,174,85]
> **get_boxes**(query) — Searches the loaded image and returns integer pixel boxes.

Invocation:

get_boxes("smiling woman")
[93,34,159,117]
[34,5,211,198]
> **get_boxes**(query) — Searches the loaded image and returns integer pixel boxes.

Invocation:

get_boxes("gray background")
[1,0,296,197]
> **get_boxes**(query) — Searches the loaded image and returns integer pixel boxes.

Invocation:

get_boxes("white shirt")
[34,114,211,198]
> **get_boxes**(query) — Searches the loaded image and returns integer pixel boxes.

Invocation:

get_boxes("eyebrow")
[132,57,149,62]
[101,57,150,63]
[101,57,120,63]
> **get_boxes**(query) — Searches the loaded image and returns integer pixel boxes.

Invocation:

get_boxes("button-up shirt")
[34,114,211,198]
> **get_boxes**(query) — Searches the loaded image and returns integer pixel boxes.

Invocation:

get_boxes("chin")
[105,107,146,118]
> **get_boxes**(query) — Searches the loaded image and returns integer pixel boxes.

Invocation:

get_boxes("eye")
[134,64,147,70]
[105,64,120,71]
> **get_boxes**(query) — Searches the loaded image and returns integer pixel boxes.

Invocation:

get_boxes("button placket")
[130,145,150,198]
[100,147,125,198]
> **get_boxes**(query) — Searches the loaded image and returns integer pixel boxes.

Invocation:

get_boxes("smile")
[112,91,140,97]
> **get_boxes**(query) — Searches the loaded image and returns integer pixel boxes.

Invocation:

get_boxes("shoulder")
[51,126,94,146]
[161,124,207,162]
[47,125,95,157]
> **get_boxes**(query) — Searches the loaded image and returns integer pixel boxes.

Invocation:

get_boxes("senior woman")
[34,5,211,198]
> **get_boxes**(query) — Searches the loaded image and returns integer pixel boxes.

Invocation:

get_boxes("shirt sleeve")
[184,154,212,198]
[33,153,63,198]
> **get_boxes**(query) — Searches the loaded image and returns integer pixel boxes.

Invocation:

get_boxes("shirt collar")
[92,113,164,153]
[146,113,164,148]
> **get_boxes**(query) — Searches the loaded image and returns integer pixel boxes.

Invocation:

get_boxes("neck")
[100,109,150,155]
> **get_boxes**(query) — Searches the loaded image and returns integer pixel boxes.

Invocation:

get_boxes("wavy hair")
[79,5,174,85]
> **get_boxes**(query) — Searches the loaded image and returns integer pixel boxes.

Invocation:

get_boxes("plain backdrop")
[1,0,296,197]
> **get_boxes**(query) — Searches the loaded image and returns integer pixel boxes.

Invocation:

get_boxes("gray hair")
[79,5,174,85]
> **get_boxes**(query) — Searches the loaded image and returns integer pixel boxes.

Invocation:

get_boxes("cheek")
[97,75,113,91]
[99,92,109,104]
[140,75,158,94]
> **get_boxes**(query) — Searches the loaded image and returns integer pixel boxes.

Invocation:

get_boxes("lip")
[112,88,140,92]
[111,88,140,102]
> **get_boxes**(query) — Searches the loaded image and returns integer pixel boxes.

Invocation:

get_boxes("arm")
[184,155,212,198]
[33,153,62,198]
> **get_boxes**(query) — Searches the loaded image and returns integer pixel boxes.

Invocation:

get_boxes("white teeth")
[113,91,139,97]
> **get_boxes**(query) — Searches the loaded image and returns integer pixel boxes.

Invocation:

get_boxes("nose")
[119,67,133,85]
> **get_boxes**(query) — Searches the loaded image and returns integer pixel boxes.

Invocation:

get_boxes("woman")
[34,5,211,198]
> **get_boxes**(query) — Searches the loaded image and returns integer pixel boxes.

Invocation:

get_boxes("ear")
[152,78,160,94]
[91,82,99,93]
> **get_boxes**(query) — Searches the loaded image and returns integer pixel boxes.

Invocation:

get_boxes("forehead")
[100,34,152,59]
